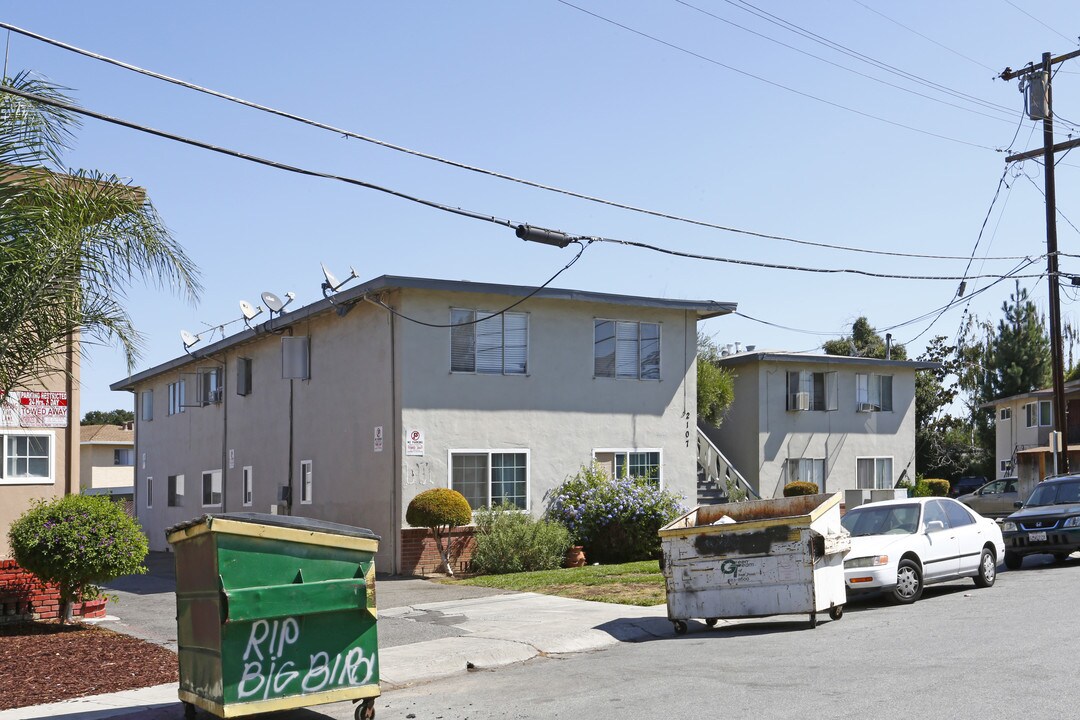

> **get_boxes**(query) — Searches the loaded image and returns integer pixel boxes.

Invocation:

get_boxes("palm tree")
[0,71,201,398]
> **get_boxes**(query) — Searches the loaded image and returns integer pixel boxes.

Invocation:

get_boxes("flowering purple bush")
[8,494,148,622]
[546,463,684,564]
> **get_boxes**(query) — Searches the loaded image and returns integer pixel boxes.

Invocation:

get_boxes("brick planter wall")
[400,527,477,576]
[0,560,61,623]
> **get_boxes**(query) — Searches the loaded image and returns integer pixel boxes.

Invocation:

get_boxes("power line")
[554,1,1000,152]
[675,0,1018,125]
[1002,1,1079,46]
[848,0,997,73]
[0,83,522,232]
[721,0,1017,117]
[0,22,1021,263]
[589,234,1044,280]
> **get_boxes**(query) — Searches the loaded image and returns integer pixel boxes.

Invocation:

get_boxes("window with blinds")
[450,309,528,375]
[594,320,660,380]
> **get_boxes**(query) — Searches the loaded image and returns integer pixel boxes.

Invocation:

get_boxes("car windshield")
[1026,481,1080,506]
[841,504,921,536]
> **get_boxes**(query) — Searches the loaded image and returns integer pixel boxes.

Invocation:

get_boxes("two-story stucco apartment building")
[986,379,1080,499]
[704,351,936,499]
[112,275,735,574]
[79,423,135,502]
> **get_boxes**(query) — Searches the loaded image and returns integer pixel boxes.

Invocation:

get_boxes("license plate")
[1029,531,1048,542]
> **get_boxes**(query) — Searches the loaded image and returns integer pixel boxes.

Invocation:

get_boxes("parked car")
[1001,474,1080,569]
[841,497,1004,604]
[958,477,1020,518]
[949,475,987,498]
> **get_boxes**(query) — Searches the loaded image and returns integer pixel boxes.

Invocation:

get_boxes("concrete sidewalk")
[0,591,676,720]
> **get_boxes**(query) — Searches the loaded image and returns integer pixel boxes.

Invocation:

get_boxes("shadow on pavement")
[104,552,176,596]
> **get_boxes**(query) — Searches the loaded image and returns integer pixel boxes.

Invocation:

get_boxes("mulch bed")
[0,622,179,710]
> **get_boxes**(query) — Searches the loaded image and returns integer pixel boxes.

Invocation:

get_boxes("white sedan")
[840,497,1005,604]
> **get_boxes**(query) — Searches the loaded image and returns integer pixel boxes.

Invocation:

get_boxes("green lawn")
[441,560,666,606]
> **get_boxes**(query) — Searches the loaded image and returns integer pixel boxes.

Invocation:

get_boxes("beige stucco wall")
[79,444,134,490]
[394,290,700,518]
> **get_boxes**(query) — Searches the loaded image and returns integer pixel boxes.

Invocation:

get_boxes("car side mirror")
[925,520,945,533]
[1014,501,1023,508]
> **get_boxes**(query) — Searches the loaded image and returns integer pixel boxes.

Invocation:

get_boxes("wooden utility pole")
[1002,49,1080,475]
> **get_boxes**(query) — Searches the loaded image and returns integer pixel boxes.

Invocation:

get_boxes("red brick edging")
[400,527,476,576]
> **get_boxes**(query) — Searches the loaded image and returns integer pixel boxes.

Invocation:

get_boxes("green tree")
[915,336,982,478]
[82,409,135,426]
[0,72,200,398]
[697,334,735,426]
[822,317,907,359]
[405,488,472,576]
[984,282,1051,400]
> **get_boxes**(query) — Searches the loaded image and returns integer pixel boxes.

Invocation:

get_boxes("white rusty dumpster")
[658,493,850,633]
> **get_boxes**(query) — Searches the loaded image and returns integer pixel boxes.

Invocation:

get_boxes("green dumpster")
[166,513,381,720]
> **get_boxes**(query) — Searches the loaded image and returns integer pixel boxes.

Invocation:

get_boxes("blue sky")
[4,2,1079,413]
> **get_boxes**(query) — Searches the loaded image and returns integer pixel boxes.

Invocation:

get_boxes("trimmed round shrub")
[783,481,819,497]
[406,488,472,575]
[9,494,148,621]
[471,503,572,575]
[546,463,684,565]
[406,488,472,529]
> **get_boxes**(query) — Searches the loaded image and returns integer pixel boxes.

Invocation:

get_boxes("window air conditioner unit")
[857,402,876,412]
[789,392,810,411]
[207,389,223,404]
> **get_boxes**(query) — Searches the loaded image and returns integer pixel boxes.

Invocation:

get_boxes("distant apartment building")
[79,423,135,501]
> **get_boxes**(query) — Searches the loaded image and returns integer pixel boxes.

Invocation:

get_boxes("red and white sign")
[405,428,424,456]
[1,391,69,428]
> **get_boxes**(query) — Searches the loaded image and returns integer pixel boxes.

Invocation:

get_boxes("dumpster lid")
[166,513,381,542]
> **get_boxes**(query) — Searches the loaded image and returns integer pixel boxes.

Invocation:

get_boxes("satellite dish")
[180,329,200,349]
[261,291,285,313]
[321,263,359,295]
[239,300,262,322]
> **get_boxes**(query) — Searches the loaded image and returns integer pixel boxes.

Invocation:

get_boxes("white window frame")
[450,309,529,375]
[114,448,135,466]
[856,456,894,490]
[168,474,185,507]
[145,476,153,508]
[999,407,1012,421]
[1025,401,1051,428]
[242,466,253,507]
[201,469,222,508]
[593,319,661,381]
[592,448,663,486]
[199,367,223,405]
[168,380,186,416]
[300,460,313,505]
[447,449,531,511]
[855,373,894,412]
[786,371,838,411]
[0,430,55,485]
[787,457,826,490]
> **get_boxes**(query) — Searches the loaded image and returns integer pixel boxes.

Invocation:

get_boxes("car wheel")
[1004,551,1024,570]
[973,548,996,588]
[892,559,923,604]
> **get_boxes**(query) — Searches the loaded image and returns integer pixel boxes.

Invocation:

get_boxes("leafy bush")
[406,488,472,576]
[546,463,684,564]
[783,481,819,497]
[8,494,147,622]
[470,503,572,575]
[924,478,951,497]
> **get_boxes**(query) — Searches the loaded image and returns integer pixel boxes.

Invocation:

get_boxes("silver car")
[958,477,1019,519]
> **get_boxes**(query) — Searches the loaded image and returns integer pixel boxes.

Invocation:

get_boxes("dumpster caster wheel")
[672,620,688,636]
[808,613,818,629]
[829,605,843,621]
[354,697,376,720]
[705,617,718,628]
[183,702,197,720]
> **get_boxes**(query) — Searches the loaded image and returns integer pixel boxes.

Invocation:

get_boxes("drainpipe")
[885,333,892,360]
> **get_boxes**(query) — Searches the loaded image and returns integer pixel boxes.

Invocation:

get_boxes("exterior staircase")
[696,425,759,505]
